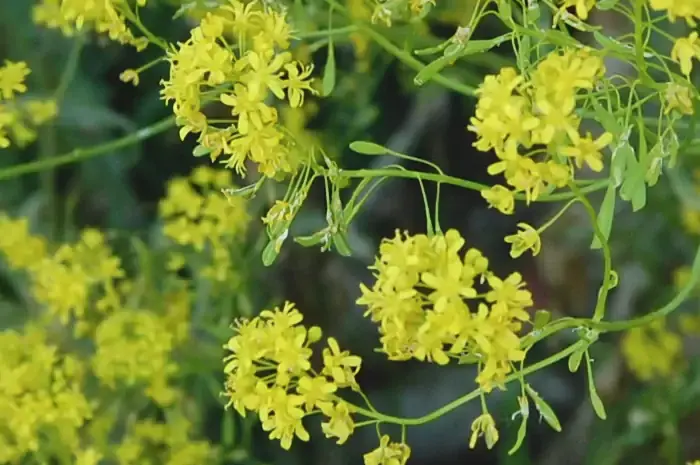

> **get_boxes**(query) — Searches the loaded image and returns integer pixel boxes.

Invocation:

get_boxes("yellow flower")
[671,32,700,76]
[296,375,337,412]
[469,413,499,449]
[25,99,58,125]
[504,222,541,258]
[322,337,362,389]
[319,401,355,445]
[119,68,140,86]
[561,131,613,172]
[558,0,595,19]
[481,185,515,215]
[664,81,695,115]
[0,60,30,99]
[364,435,411,465]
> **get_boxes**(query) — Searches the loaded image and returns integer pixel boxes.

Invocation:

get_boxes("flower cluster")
[115,414,215,465]
[0,327,93,463]
[92,309,180,406]
[0,221,124,331]
[0,220,214,462]
[159,165,250,284]
[470,48,610,213]
[33,0,148,50]
[621,319,683,381]
[161,0,317,178]
[357,229,533,392]
[223,302,362,450]
[0,60,57,149]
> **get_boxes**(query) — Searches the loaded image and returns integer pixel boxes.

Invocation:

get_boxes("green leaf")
[193,144,211,157]
[645,157,663,187]
[262,240,279,267]
[498,0,513,23]
[262,230,289,266]
[585,352,607,420]
[414,55,452,86]
[593,31,630,56]
[525,0,541,23]
[508,396,529,455]
[533,310,551,330]
[349,140,388,155]
[568,348,584,372]
[610,137,634,188]
[414,35,511,86]
[525,385,562,432]
[517,35,531,71]
[620,155,647,211]
[665,128,680,168]
[322,39,336,97]
[589,95,622,137]
[332,231,353,256]
[591,182,616,249]
[294,230,328,248]
[597,0,619,10]
[457,353,480,364]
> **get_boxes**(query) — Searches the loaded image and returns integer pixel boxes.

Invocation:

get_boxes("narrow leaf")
[262,240,279,267]
[322,40,336,96]
[585,352,607,420]
[332,230,353,256]
[192,144,211,157]
[568,348,584,373]
[533,310,551,330]
[349,140,388,155]
[525,385,562,432]
[508,396,529,455]
[591,182,616,249]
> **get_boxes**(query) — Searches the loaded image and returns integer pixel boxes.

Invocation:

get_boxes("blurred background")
[2,1,700,464]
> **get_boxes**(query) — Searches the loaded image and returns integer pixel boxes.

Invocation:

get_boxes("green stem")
[357,24,477,97]
[0,116,175,181]
[569,183,613,322]
[352,339,587,426]
[521,240,700,347]
[54,34,85,103]
[339,168,608,202]
[296,25,358,39]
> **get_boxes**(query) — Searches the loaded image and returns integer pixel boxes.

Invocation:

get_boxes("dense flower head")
[0,60,57,149]
[621,319,683,381]
[223,301,361,449]
[115,413,215,465]
[92,309,179,405]
[0,327,93,463]
[161,0,317,179]
[31,229,125,329]
[159,165,250,284]
[469,48,609,209]
[357,229,533,392]
[33,0,149,50]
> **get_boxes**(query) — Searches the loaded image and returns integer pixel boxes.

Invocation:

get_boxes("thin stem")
[521,240,700,348]
[351,339,587,426]
[54,34,85,103]
[0,116,175,181]
[295,25,358,39]
[339,168,609,202]
[569,182,613,322]
[537,198,578,233]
